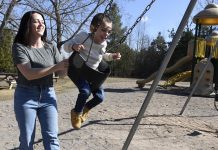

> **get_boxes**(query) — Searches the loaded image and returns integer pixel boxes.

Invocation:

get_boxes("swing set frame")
[68,0,201,149]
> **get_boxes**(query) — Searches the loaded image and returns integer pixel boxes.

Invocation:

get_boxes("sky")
[116,0,201,43]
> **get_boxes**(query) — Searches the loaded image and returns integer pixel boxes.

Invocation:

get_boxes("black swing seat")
[69,52,111,90]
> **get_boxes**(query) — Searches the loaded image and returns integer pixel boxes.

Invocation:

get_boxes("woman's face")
[94,21,112,44]
[29,13,45,38]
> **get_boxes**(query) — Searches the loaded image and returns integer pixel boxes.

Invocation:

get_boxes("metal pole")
[122,0,197,149]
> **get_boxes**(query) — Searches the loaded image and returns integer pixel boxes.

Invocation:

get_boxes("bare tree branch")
[60,0,107,46]
[0,0,20,40]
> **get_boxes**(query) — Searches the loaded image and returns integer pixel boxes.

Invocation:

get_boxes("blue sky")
[117,0,200,42]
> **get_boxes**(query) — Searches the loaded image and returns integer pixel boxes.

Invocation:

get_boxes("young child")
[64,13,121,129]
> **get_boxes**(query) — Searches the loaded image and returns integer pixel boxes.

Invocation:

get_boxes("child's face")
[94,22,112,44]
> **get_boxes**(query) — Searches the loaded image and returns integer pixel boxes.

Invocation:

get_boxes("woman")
[12,11,68,149]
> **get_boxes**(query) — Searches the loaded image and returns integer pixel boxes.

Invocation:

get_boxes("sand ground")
[0,78,218,150]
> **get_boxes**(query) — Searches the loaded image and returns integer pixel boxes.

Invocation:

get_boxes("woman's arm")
[17,59,68,80]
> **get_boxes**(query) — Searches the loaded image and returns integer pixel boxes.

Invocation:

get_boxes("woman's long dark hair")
[13,11,47,46]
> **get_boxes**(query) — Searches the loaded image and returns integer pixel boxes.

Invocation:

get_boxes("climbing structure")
[189,3,218,96]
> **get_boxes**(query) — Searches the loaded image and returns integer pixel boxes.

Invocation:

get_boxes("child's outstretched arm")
[112,52,121,60]
[103,52,121,61]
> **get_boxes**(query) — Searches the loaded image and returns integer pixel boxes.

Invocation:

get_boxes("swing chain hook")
[119,0,156,44]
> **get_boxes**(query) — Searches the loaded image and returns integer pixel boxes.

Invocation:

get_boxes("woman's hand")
[55,59,69,71]
[55,59,69,77]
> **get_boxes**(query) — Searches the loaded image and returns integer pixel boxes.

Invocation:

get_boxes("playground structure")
[136,3,218,97]
[161,70,191,87]
[187,3,218,97]
[136,39,195,88]
[189,57,214,96]
[135,36,208,89]
[161,30,218,96]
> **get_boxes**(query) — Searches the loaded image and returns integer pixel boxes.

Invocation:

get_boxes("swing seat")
[69,52,111,90]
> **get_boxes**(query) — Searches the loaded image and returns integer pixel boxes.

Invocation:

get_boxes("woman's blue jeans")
[68,66,105,113]
[14,84,60,150]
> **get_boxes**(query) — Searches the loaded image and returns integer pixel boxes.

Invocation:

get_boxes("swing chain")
[85,0,114,61]
[104,0,114,15]
[118,0,156,45]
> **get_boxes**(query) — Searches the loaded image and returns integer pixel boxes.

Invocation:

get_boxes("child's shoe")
[81,106,90,123]
[71,109,82,129]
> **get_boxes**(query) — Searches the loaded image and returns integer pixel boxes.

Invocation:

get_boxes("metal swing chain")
[120,0,156,44]
[103,0,113,15]
[85,0,114,62]
[107,0,156,51]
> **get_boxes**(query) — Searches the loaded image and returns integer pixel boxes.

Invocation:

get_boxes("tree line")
[0,0,216,79]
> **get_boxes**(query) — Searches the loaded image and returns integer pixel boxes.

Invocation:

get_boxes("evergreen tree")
[134,32,167,78]
[168,29,194,76]
[107,3,135,77]
[0,29,15,73]
[107,3,126,46]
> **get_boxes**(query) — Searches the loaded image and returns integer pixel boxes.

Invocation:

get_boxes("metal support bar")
[122,0,197,149]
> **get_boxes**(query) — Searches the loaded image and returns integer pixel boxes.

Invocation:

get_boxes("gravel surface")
[0,78,218,150]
